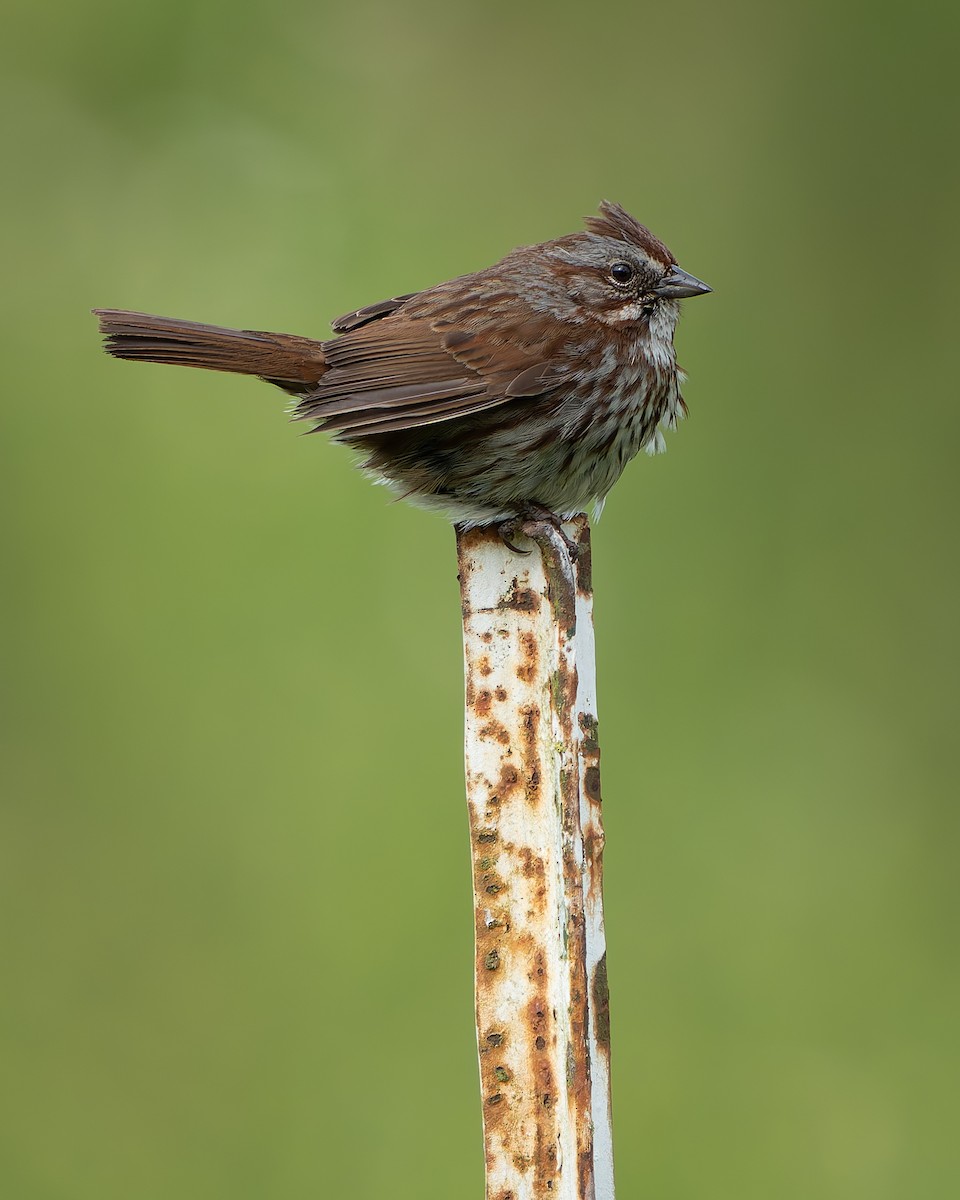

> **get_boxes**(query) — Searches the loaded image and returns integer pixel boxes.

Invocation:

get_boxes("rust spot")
[518,849,547,907]
[577,1148,596,1200]
[474,689,493,717]
[515,705,543,807]
[485,1032,504,1047]
[490,762,521,802]
[592,952,611,1048]
[578,711,600,755]
[584,765,602,803]
[498,577,540,614]
[478,655,493,677]
[526,996,548,1035]
[586,831,606,894]
[538,538,578,638]
[479,720,511,746]
[501,763,521,788]
[515,630,539,683]
[484,950,501,971]
[548,666,578,731]
[481,630,493,644]
[495,686,508,702]
[523,990,558,1123]
[574,520,593,596]
[518,705,538,744]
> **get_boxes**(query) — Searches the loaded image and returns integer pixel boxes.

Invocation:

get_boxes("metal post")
[457,516,614,1200]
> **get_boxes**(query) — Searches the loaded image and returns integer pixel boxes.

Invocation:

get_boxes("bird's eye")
[610,261,635,285]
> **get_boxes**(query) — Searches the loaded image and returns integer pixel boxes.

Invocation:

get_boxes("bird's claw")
[498,508,579,562]
[496,518,532,556]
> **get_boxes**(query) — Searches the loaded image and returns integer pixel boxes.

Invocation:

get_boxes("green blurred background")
[2,1,957,1196]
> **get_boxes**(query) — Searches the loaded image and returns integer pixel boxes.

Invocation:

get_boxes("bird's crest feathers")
[584,201,676,267]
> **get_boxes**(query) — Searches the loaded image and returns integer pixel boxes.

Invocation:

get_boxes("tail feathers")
[94,309,327,394]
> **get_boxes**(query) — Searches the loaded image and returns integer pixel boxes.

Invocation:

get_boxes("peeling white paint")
[458,517,614,1200]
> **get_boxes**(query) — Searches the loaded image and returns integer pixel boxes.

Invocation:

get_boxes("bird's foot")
[497,506,579,561]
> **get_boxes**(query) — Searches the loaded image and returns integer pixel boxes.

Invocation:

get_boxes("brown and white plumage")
[96,202,710,526]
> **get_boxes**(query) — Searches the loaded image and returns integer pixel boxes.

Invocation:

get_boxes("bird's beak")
[654,265,712,299]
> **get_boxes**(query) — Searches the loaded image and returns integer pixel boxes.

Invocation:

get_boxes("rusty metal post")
[456,516,614,1200]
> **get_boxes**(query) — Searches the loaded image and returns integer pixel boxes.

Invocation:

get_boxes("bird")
[95,201,710,548]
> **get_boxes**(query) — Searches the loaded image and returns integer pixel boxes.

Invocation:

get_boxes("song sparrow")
[95,202,710,543]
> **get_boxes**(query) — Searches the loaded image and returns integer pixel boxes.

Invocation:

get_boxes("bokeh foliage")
[1,1,958,1196]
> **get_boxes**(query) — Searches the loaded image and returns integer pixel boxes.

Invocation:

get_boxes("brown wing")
[330,294,419,333]
[295,280,567,438]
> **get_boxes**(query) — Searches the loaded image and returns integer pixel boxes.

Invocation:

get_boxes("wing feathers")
[296,290,566,436]
[330,294,418,332]
[98,294,566,436]
[295,377,483,419]
[314,392,514,437]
